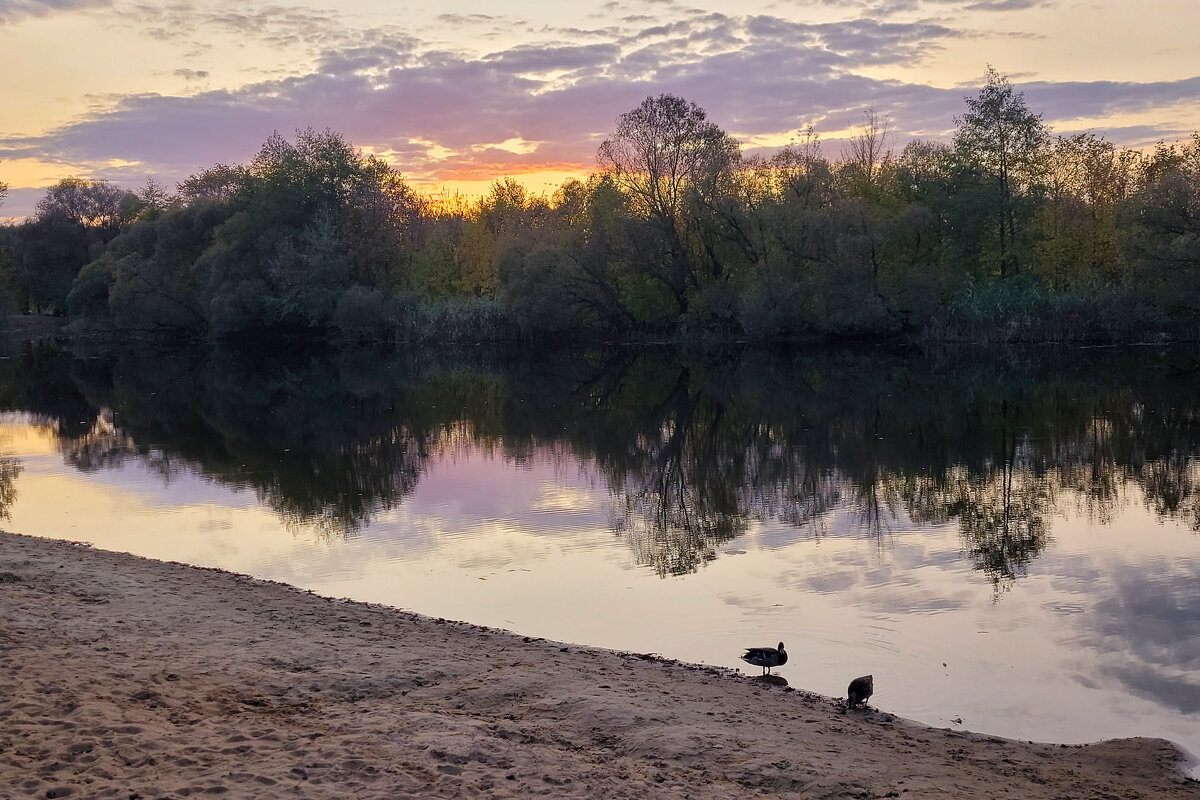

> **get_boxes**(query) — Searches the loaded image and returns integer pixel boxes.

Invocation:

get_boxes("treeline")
[1,68,1198,343]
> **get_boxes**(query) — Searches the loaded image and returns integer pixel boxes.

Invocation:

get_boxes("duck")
[847,674,873,708]
[741,642,787,676]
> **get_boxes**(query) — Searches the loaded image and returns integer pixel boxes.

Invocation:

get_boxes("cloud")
[1077,563,1200,713]
[0,0,110,23]
[1022,77,1200,122]
[818,0,1054,15]
[1,10,1196,218]
[125,2,345,47]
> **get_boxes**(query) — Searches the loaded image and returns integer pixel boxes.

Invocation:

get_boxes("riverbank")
[1,530,1196,799]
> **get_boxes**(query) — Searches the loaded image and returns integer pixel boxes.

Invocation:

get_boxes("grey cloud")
[436,13,500,25]
[315,39,420,75]
[1081,564,1200,713]
[0,187,46,219]
[1023,77,1200,122]
[483,43,622,74]
[819,0,1052,16]
[124,2,353,51]
[0,0,109,22]
[962,0,1045,10]
[3,10,1195,216]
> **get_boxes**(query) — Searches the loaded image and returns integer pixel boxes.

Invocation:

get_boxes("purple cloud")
[0,11,1196,220]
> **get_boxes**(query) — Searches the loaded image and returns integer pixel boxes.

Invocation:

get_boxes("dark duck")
[847,674,874,708]
[741,642,787,676]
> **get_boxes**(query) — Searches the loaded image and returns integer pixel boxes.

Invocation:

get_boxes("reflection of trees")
[609,368,751,576]
[0,453,21,520]
[950,414,1056,592]
[1139,455,1200,532]
[36,342,512,537]
[886,457,1055,593]
[58,409,137,472]
[952,460,1055,591]
[0,339,1198,572]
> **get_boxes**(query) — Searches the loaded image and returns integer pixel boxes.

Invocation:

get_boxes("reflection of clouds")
[406,452,611,540]
[1083,563,1200,713]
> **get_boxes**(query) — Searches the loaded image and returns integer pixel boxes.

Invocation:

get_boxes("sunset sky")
[1,0,1197,218]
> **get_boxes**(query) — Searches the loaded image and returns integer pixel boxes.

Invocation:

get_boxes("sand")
[2,530,1197,799]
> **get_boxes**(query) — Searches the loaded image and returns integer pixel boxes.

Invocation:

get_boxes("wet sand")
[2,530,1197,799]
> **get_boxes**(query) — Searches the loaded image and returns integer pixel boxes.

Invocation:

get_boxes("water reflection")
[0,340,1197,585]
[0,453,20,519]
[1,339,1199,761]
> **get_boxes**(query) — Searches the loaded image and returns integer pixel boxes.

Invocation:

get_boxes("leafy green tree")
[7,177,139,314]
[1029,133,1134,288]
[195,129,419,335]
[1120,133,1200,322]
[953,67,1051,277]
[68,201,224,331]
[178,164,248,204]
[12,215,92,314]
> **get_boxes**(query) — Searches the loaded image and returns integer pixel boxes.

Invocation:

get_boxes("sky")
[1,0,1197,218]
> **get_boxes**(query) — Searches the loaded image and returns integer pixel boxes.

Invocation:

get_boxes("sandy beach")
[2,530,1197,799]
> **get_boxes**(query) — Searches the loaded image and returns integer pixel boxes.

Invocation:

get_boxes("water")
[0,340,1197,768]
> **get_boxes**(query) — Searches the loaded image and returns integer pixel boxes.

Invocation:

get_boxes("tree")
[841,108,893,191]
[597,94,742,319]
[1120,133,1200,319]
[68,201,224,331]
[11,215,92,313]
[194,128,421,334]
[178,164,248,204]
[953,67,1051,277]
[598,94,740,224]
[1029,133,1135,288]
[34,177,136,244]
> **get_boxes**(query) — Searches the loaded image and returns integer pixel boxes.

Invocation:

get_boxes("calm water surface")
[1,341,1197,767]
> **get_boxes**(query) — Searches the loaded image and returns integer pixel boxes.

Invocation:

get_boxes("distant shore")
[2,530,1197,799]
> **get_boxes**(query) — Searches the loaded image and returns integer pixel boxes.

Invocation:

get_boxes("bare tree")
[842,108,893,187]
[597,94,740,226]
[597,94,742,313]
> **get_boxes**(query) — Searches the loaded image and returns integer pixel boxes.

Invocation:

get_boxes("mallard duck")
[847,674,873,708]
[741,642,787,675]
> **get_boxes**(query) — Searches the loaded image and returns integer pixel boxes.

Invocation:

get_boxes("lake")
[1,339,1197,766]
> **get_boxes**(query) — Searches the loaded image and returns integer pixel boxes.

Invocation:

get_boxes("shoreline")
[2,530,1197,799]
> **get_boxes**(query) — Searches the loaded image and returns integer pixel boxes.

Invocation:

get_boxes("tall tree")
[1121,133,1200,318]
[953,66,1050,277]
[597,94,741,319]
[842,108,893,190]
